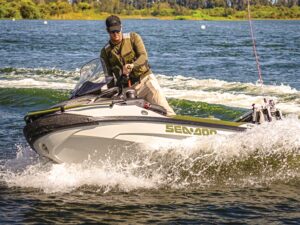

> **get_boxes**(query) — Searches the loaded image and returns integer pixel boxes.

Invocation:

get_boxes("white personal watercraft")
[23,59,282,163]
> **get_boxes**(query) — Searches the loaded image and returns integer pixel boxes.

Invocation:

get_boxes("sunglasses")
[109,30,121,34]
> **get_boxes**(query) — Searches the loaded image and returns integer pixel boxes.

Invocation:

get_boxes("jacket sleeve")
[131,32,149,68]
[100,48,115,88]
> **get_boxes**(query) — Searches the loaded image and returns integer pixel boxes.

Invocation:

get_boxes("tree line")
[0,0,299,19]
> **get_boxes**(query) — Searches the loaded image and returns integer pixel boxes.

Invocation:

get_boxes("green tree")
[56,1,72,14]
[0,1,21,18]
[20,0,41,19]
[77,2,91,10]
[0,6,8,18]
[39,3,51,17]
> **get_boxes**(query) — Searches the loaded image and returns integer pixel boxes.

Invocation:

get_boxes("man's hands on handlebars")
[122,64,134,76]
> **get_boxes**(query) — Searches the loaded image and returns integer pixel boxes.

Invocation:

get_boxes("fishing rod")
[247,0,263,85]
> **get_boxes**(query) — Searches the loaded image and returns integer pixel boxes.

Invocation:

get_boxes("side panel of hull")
[33,121,239,163]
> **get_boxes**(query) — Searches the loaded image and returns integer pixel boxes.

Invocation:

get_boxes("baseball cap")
[106,15,121,32]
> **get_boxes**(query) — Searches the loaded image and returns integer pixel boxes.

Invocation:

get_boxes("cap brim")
[108,25,121,32]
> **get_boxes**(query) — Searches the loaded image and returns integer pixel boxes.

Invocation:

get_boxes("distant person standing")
[100,15,175,116]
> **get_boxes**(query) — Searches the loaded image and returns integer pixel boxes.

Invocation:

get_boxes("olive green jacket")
[100,32,152,87]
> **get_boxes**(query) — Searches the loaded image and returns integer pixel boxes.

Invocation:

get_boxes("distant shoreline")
[1,6,300,21]
[47,11,300,21]
[4,15,299,21]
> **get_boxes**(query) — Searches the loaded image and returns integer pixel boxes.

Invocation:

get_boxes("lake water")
[0,19,299,224]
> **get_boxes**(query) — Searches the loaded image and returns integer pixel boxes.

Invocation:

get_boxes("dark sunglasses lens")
[110,30,120,34]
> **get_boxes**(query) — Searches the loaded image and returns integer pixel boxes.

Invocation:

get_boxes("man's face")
[109,30,122,43]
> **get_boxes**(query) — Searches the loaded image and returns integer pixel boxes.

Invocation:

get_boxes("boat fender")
[252,104,260,123]
[269,99,283,120]
[252,100,283,124]
[251,104,265,124]
[60,106,65,113]
[258,109,265,123]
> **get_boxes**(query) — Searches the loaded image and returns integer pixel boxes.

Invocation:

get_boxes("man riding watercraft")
[23,56,284,164]
[100,15,175,116]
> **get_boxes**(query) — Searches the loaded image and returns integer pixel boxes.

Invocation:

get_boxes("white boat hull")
[33,120,242,163]
[25,101,247,163]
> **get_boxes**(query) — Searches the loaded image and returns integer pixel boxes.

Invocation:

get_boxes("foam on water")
[156,75,300,115]
[0,78,74,90]
[0,67,78,90]
[1,68,299,115]
[0,146,161,193]
[1,117,299,193]
[156,74,299,95]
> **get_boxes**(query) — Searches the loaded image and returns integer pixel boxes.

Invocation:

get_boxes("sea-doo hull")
[24,103,247,163]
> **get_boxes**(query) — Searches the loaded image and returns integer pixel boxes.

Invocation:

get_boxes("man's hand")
[122,64,134,76]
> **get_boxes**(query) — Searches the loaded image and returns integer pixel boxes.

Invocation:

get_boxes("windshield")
[71,58,112,98]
